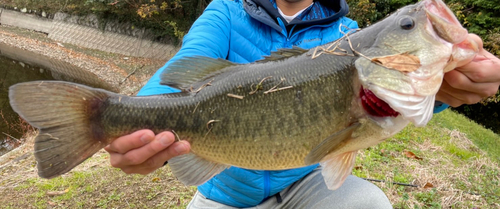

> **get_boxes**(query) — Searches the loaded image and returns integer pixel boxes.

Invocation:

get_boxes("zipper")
[264,170,271,198]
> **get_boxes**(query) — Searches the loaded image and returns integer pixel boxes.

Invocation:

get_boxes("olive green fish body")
[99,51,361,170]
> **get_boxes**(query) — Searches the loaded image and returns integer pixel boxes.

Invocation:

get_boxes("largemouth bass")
[9,0,477,190]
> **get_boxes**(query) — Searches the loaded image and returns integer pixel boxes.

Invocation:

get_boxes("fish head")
[354,0,478,127]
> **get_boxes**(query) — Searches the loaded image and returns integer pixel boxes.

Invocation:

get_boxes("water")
[0,43,114,155]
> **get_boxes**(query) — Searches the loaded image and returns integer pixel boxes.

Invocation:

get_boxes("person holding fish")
[8,0,495,208]
[102,0,500,208]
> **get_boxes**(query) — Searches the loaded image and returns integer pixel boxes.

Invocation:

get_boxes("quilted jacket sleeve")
[137,0,232,96]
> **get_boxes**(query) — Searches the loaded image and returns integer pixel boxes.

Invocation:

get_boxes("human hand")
[436,34,500,107]
[104,130,191,175]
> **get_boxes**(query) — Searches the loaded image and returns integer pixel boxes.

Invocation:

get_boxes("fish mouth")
[423,0,468,44]
[360,86,399,118]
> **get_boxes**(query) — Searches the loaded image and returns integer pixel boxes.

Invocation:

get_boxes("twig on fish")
[312,27,358,59]
[250,76,272,95]
[204,120,220,138]
[194,79,214,93]
[206,120,220,130]
[312,40,342,59]
[192,102,201,114]
[227,93,244,99]
[263,77,286,94]
[171,130,181,142]
[312,46,320,59]
[2,132,21,143]
[119,65,142,84]
[342,30,367,59]
[264,86,293,94]
[337,47,348,53]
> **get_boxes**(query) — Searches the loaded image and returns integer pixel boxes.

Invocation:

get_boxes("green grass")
[431,109,500,163]
[354,109,500,208]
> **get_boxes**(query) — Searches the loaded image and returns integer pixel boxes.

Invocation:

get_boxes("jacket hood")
[244,0,349,31]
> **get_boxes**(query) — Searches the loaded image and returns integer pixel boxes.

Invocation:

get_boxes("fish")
[8,0,477,190]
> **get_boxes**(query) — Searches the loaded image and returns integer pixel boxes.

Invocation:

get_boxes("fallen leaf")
[47,201,56,206]
[372,53,421,72]
[404,151,423,160]
[423,182,434,188]
[152,177,161,182]
[354,165,363,170]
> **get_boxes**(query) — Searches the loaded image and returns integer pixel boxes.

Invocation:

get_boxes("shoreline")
[0,24,168,95]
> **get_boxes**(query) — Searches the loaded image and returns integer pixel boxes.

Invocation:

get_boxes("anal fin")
[320,151,357,190]
[169,153,229,186]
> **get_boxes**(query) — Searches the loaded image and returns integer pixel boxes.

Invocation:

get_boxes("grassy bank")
[0,109,499,208]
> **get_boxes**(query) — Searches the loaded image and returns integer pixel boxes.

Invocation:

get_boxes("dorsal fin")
[160,56,237,91]
[256,46,308,63]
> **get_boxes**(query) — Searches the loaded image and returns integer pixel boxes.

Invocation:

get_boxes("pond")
[0,43,113,156]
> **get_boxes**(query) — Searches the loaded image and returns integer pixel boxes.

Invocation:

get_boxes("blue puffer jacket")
[137,0,450,207]
[137,0,357,207]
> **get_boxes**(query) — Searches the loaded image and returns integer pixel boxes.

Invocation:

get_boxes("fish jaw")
[357,0,476,127]
[424,0,468,44]
[444,36,480,73]
[367,85,437,127]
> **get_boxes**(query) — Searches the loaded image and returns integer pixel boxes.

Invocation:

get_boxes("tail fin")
[9,81,113,178]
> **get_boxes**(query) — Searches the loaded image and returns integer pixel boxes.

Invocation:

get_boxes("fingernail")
[174,143,188,154]
[159,135,173,146]
[140,134,152,144]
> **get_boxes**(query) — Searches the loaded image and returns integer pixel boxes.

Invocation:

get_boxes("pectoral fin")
[320,151,358,190]
[169,153,229,186]
[304,122,360,165]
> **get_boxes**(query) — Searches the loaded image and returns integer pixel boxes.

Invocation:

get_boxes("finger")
[110,132,176,167]
[119,140,191,175]
[148,140,190,165]
[105,129,155,154]
[444,70,500,98]
[435,91,462,107]
[438,81,483,106]
[467,34,483,49]
[454,51,500,83]
[436,89,481,107]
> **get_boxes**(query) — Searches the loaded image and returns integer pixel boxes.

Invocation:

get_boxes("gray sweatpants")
[187,167,393,209]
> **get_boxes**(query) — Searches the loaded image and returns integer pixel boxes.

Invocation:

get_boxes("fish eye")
[399,17,415,30]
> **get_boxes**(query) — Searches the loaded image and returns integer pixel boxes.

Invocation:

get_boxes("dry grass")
[0,132,196,208]
[354,114,500,208]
